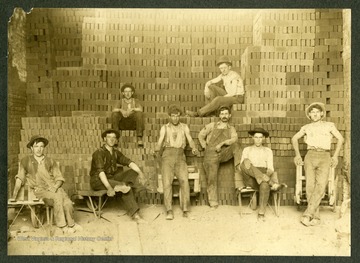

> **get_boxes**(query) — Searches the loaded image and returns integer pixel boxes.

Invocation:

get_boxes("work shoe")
[183,211,189,218]
[185,110,199,117]
[166,210,174,220]
[114,184,131,193]
[69,223,83,232]
[271,183,287,192]
[257,213,265,222]
[210,205,219,210]
[300,216,311,227]
[61,226,76,234]
[133,212,147,224]
[309,218,321,226]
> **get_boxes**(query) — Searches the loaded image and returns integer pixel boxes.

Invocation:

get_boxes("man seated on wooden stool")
[198,105,241,209]
[89,129,148,223]
[111,83,145,147]
[239,128,287,221]
[9,135,82,234]
[154,105,199,220]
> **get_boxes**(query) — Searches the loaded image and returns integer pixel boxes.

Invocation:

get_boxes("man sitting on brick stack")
[10,135,82,234]
[198,105,241,209]
[111,83,145,147]
[239,128,287,221]
[186,56,244,117]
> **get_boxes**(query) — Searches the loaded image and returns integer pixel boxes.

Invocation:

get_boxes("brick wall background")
[8,8,350,206]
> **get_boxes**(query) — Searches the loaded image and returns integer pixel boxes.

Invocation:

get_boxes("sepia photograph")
[5,6,351,257]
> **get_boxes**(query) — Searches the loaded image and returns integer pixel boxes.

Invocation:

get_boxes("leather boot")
[258,182,270,215]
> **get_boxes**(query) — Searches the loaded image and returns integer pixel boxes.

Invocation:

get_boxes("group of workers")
[9,56,344,234]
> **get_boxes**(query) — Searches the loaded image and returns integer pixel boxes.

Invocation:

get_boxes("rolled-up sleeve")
[91,150,106,177]
[116,150,132,166]
[198,123,214,148]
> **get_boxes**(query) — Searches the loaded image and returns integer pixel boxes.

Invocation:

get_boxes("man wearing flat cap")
[90,129,148,223]
[292,102,343,227]
[239,127,286,220]
[186,56,244,117]
[10,135,82,234]
[111,83,145,147]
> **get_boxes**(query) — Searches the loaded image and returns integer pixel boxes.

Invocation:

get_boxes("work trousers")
[199,85,244,117]
[161,148,190,212]
[203,143,241,207]
[111,111,144,137]
[240,159,279,215]
[34,187,74,228]
[303,151,331,219]
[91,169,140,217]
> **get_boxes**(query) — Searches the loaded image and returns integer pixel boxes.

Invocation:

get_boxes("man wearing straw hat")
[292,102,344,226]
[186,55,244,117]
[239,127,287,220]
[10,135,82,234]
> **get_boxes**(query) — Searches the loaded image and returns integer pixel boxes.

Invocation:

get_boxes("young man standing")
[239,128,286,220]
[10,135,82,234]
[186,56,244,117]
[111,83,145,146]
[198,106,241,209]
[90,129,147,223]
[154,105,199,220]
[292,102,344,226]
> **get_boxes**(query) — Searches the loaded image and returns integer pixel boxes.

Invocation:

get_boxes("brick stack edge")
[8,9,347,206]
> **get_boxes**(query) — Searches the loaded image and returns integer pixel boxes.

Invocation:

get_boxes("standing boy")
[155,105,199,219]
[292,102,344,226]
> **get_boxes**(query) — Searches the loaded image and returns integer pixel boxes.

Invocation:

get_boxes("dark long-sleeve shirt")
[89,145,133,179]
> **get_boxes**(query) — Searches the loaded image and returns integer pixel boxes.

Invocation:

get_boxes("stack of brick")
[23,9,255,118]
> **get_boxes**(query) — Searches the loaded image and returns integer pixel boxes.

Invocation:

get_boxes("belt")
[308,148,330,152]
[234,95,244,99]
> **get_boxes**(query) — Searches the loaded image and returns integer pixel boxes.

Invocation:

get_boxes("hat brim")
[102,129,120,139]
[216,62,232,66]
[305,102,326,120]
[27,137,48,149]
[248,130,269,138]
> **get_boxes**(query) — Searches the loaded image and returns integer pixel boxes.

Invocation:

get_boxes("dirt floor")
[7,199,351,256]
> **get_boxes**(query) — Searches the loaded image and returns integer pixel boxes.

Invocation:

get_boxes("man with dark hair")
[10,135,82,234]
[292,102,344,226]
[186,56,244,117]
[111,83,145,146]
[154,105,199,219]
[198,106,241,209]
[239,127,287,220]
[90,129,147,223]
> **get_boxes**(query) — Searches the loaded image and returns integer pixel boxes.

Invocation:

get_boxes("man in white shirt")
[186,56,244,117]
[292,102,344,227]
[239,128,286,220]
